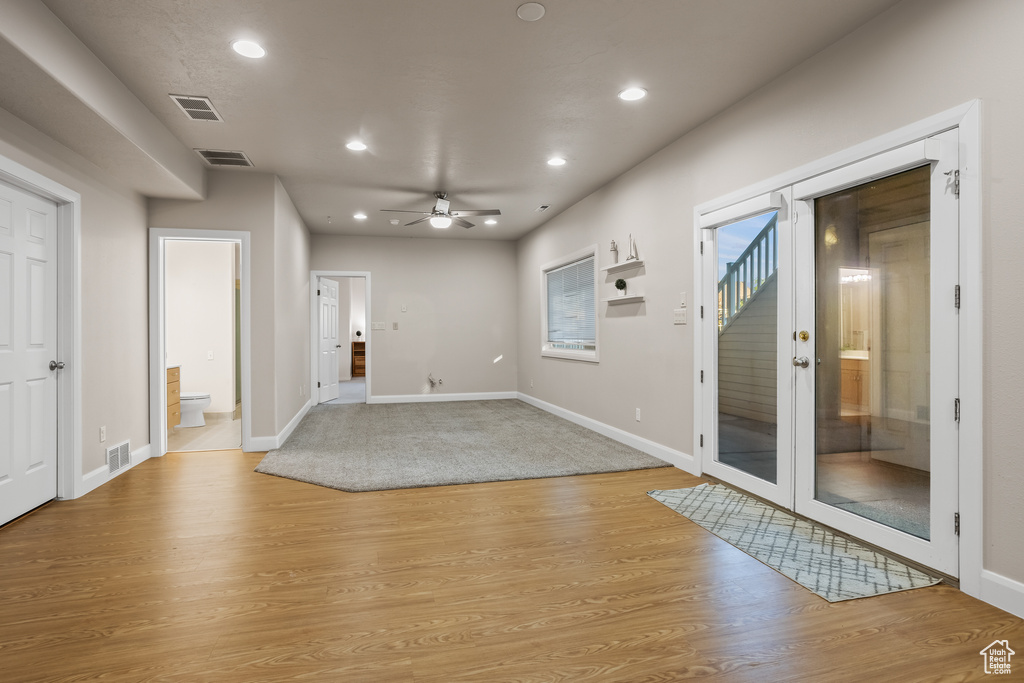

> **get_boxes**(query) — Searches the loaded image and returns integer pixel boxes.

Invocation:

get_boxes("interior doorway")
[164,239,242,452]
[310,271,370,406]
[149,229,252,456]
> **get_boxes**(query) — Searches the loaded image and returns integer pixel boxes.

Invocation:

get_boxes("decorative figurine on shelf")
[615,278,627,297]
[626,233,639,261]
[610,239,619,264]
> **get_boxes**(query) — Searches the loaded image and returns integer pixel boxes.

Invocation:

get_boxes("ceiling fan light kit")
[381,191,501,230]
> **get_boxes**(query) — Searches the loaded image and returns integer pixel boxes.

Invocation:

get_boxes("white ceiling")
[2,0,901,240]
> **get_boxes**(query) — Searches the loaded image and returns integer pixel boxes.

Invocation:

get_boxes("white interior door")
[793,131,960,576]
[0,178,58,526]
[318,277,339,402]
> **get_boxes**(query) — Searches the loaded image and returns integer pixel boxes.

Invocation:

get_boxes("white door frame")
[309,270,371,405]
[0,154,81,501]
[149,229,252,454]
[694,101,982,593]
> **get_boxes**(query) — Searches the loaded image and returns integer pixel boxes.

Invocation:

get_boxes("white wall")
[273,178,311,428]
[165,240,235,413]
[310,236,517,397]
[0,106,149,476]
[517,0,1024,585]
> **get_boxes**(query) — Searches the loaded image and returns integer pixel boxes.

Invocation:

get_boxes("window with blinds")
[542,248,598,361]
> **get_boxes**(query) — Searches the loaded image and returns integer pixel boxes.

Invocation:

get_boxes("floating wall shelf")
[603,294,645,305]
[601,259,645,275]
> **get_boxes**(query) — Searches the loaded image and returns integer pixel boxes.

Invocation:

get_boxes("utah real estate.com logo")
[980,640,1014,675]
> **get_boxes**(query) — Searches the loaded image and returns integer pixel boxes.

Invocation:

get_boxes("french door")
[700,131,960,576]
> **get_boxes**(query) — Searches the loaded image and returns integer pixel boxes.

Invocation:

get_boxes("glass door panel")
[812,166,932,539]
[715,211,780,483]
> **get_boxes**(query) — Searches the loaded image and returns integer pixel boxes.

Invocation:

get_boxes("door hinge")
[700,370,704,383]
[700,305,704,319]
[954,512,960,536]
[700,241,704,255]
[317,289,321,296]
[954,284,960,309]
[317,381,321,388]
[954,398,960,422]
[945,169,960,197]
[700,434,704,447]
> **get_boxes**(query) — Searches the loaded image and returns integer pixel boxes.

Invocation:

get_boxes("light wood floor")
[1,451,1020,682]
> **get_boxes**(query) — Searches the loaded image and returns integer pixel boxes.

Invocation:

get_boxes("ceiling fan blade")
[452,217,475,229]
[450,209,501,216]
[404,216,433,226]
[381,209,430,214]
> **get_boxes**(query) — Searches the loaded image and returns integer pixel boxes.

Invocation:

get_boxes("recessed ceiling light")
[430,216,452,229]
[618,87,647,101]
[346,140,367,151]
[547,157,566,166]
[353,212,367,220]
[516,2,546,21]
[485,219,498,225]
[231,40,266,59]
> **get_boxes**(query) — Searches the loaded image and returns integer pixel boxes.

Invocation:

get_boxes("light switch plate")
[674,308,687,325]
[371,322,385,331]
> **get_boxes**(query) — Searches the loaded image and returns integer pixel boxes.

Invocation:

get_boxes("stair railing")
[718,213,778,331]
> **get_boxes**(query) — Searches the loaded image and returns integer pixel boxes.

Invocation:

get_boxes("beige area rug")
[256,399,670,492]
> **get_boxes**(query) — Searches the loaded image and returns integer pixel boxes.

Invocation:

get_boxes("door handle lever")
[792,356,810,368]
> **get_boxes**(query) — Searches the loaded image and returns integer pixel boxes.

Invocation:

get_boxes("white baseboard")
[980,569,1024,619]
[244,398,313,452]
[76,442,152,497]
[516,393,697,475]
[368,391,518,404]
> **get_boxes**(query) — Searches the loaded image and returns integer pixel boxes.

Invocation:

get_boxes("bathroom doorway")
[149,229,252,456]
[310,271,370,406]
[164,240,242,451]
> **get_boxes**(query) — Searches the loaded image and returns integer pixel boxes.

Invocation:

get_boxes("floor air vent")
[195,149,254,167]
[169,94,224,122]
[107,440,131,474]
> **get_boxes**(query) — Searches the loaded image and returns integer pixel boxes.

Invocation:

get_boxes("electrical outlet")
[300,384,303,397]
[207,350,214,360]
[99,426,106,442]
[635,408,641,422]
[401,304,407,312]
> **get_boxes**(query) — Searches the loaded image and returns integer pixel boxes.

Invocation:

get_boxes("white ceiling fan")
[380,191,500,229]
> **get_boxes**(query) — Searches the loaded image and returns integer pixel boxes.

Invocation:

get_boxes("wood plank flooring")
[1,450,1020,682]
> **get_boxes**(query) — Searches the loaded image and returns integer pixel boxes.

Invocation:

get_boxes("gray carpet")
[255,399,670,492]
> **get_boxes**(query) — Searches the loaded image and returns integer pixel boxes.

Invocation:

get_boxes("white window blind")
[546,255,596,350]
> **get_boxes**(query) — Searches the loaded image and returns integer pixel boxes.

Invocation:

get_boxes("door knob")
[49,360,65,371]
[792,356,810,368]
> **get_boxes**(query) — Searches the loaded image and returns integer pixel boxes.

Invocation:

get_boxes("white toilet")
[178,392,212,428]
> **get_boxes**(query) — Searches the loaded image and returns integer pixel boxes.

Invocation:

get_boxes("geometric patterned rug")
[648,483,941,602]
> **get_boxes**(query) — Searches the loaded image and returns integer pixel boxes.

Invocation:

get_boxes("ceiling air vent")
[170,94,224,122]
[536,205,551,212]
[195,149,254,168]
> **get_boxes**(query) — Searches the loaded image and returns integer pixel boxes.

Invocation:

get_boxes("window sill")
[542,345,599,363]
